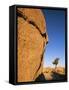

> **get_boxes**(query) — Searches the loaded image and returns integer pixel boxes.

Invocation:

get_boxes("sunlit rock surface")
[17,8,48,82]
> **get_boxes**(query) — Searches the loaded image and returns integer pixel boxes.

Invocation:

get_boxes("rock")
[17,8,48,82]
[43,67,53,80]
[43,67,65,80]
[17,8,47,34]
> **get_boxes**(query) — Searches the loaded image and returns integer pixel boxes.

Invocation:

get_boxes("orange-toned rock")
[17,8,48,82]
[17,8,47,34]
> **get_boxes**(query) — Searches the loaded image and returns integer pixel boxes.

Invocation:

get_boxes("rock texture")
[17,8,48,82]
[43,67,65,80]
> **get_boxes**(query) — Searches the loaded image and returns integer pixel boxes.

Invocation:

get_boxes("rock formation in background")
[17,8,48,82]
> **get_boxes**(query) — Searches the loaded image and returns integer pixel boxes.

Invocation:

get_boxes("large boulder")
[17,8,48,82]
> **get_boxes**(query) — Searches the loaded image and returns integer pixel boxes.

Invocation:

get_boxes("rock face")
[17,8,48,82]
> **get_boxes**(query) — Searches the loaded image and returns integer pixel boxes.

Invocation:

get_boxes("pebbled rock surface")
[17,8,48,82]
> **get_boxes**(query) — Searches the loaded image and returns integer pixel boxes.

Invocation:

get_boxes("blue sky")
[42,9,65,67]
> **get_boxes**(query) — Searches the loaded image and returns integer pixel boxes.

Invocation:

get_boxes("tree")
[52,58,59,69]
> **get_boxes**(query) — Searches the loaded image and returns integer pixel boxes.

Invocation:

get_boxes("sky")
[42,9,65,67]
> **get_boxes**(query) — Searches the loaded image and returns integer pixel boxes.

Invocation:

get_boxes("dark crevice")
[29,20,39,30]
[33,58,43,80]
[17,10,47,80]
[42,33,46,38]
[29,21,47,38]
[35,73,46,81]
[33,47,45,80]
[17,10,27,20]
[29,20,47,39]
[17,10,47,39]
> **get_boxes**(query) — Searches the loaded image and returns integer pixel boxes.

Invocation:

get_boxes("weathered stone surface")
[17,8,48,82]
[17,8,47,34]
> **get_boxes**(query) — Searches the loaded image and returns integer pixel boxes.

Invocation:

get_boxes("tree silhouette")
[52,58,59,69]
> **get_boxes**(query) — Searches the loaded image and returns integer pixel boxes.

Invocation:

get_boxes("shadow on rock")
[51,72,65,80]
[35,73,46,81]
